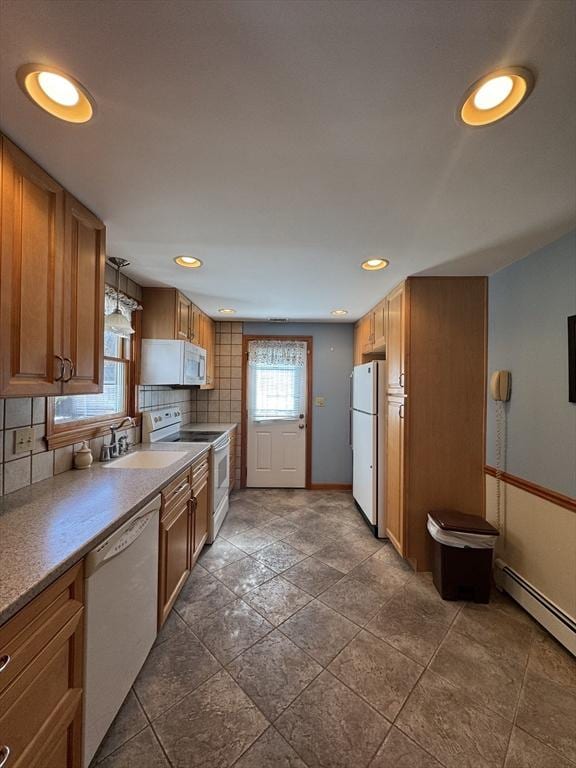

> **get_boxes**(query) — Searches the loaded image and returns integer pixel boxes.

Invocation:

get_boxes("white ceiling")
[1,0,575,320]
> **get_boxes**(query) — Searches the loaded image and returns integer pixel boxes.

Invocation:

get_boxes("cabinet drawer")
[191,461,209,494]
[161,470,191,512]
[0,563,83,696]
[0,609,83,768]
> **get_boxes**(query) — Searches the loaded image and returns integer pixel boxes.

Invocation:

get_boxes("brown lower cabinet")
[0,563,84,768]
[158,453,210,628]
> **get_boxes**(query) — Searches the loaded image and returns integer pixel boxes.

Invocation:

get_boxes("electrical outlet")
[314,396,326,407]
[14,426,34,454]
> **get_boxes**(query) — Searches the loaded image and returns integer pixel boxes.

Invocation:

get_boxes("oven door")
[183,343,206,385]
[213,437,230,511]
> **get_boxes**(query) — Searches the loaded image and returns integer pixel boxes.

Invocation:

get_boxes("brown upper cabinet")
[385,282,406,394]
[142,287,216,389]
[373,300,386,352]
[62,194,105,395]
[0,136,105,398]
[353,313,374,365]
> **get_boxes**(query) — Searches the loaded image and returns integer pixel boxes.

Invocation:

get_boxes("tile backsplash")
[185,321,243,488]
[0,322,242,497]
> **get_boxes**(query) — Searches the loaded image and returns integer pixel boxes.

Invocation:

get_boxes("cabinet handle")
[0,654,10,672]
[399,404,405,419]
[63,357,75,382]
[399,371,405,387]
[54,355,65,381]
[0,745,10,768]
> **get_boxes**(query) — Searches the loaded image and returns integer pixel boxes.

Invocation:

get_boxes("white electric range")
[142,408,231,541]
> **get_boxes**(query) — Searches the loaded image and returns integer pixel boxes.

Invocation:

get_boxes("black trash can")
[427,510,499,603]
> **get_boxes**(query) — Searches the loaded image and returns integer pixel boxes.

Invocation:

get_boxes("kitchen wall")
[485,229,576,618]
[185,321,243,488]
[243,322,354,486]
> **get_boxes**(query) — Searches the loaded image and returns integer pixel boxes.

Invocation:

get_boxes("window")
[248,340,307,421]
[47,307,140,449]
[53,330,128,424]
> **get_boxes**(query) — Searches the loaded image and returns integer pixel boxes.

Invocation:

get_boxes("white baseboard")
[494,559,576,656]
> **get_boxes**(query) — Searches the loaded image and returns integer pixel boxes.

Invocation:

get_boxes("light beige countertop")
[0,442,210,626]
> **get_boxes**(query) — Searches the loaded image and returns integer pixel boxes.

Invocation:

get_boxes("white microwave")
[140,340,206,386]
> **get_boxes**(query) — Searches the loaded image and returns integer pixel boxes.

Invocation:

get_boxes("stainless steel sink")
[103,451,188,469]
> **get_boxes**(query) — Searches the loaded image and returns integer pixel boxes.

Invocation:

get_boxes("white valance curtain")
[248,340,307,421]
[104,286,142,322]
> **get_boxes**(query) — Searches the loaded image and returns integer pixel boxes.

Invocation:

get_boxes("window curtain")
[104,286,142,322]
[248,340,307,421]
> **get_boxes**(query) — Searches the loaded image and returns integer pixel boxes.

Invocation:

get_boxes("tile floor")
[91,489,576,768]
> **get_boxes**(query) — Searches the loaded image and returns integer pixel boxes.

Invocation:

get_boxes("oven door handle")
[213,439,230,453]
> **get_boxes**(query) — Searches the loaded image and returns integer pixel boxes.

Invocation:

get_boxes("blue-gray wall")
[243,323,354,484]
[487,230,576,497]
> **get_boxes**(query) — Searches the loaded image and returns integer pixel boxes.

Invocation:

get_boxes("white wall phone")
[490,370,511,402]
[491,370,511,533]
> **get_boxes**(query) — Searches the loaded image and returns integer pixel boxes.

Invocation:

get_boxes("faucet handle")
[100,444,112,462]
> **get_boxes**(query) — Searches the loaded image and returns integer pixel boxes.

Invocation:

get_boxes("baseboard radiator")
[494,559,576,656]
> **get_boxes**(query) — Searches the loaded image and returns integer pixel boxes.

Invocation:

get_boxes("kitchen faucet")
[101,417,135,461]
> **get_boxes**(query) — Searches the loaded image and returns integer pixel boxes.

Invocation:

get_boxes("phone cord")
[495,400,505,533]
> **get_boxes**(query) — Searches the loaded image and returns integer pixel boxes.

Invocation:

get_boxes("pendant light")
[106,257,135,337]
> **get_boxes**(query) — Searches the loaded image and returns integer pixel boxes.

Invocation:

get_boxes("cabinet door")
[0,137,65,396]
[62,194,105,394]
[386,283,406,393]
[386,397,405,556]
[176,293,191,340]
[361,313,374,354]
[373,301,386,351]
[191,478,209,564]
[195,311,205,348]
[158,500,190,627]
[189,305,200,344]
[0,564,84,768]
[201,317,216,389]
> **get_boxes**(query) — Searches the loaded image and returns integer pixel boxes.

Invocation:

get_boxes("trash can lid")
[428,510,499,536]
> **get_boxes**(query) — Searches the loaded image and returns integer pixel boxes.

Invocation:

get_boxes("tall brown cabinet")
[0,136,105,398]
[355,276,487,572]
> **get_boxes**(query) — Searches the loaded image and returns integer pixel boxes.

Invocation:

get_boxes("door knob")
[299,414,304,419]
[298,424,305,430]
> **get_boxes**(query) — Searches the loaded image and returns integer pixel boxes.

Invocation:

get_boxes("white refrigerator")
[352,361,386,536]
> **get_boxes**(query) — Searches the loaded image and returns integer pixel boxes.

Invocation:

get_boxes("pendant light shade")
[106,257,135,337]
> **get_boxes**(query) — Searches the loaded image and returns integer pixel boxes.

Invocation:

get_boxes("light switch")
[314,396,326,407]
[14,426,34,453]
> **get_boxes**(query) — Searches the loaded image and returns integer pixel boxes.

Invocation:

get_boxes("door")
[176,293,191,340]
[62,194,105,394]
[158,499,190,627]
[386,282,406,394]
[191,477,209,564]
[386,396,405,555]
[352,409,376,523]
[246,338,310,488]
[373,301,386,351]
[353,363,376,414]
[0,136,65,396]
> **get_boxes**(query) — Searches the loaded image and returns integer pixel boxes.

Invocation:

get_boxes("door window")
[248,340,307,421]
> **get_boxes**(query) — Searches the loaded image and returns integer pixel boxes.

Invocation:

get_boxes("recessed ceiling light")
[218,308,236,315]
[459,67,534,127]
[16,64,95,123]
[361,258,389,271]
[331,309,348,316]
[174,256,203,268]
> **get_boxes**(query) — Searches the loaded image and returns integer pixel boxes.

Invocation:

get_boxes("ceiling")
[1,0,575,320]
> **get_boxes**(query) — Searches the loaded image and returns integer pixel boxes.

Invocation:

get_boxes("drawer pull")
[0,654,10,672]
[0,745,10,768]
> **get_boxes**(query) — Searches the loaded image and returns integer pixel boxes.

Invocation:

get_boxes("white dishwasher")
[83,495,161,767]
